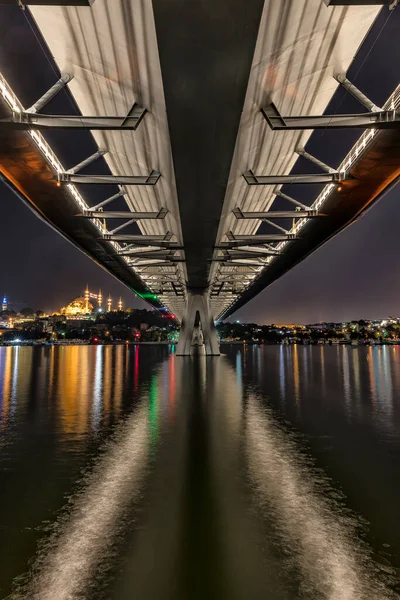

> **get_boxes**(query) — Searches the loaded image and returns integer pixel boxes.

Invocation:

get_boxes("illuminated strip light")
[217,82,400,319]
[0,72,165,301]
[268,83,400,262]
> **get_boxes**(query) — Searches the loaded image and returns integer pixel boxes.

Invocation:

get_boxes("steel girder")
[210,259,266,266]
[227,233,297,242]
[122,250,180,259]
[129,260,185,266]
[59,171,160,185]
[77,209,168,219]
[215,245,280,254]
[324,1,392,5]
[261,103,399,131]
[104,233,172,242]
[233,208,324,219]
[118,243,183,253]
[0,1,95,4]
[218,251,277,259]
[1,108,146,130]
[243,170,348,185]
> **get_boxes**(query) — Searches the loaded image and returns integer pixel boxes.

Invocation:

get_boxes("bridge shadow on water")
[1,345,398,600]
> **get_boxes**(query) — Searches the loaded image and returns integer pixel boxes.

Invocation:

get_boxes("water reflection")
[1,345,400,599]
[229,345,400,437]
[24,403,149,600]
[245,395,391,599]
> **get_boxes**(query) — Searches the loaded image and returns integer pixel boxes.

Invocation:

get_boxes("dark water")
[1,344,400,599]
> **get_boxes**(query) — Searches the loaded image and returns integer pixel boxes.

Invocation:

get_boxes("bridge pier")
[176,291,220,356]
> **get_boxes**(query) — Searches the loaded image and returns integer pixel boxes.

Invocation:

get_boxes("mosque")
[59,286,123,316]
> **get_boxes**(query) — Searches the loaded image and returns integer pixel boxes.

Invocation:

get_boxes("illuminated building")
[118,297,123,311]
[60,287,113,316]
[2,296,8,312]
[61,297,94,316]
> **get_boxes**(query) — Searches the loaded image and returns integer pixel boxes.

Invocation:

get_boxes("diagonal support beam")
[243,170,348,185]
[3,105,146,131]
[66,150,106,174]
[109,219,136,235]
[296,149,336,173]
[261,102,399,131]
[335,73,382,111]
[273,191,311,210]
[262,219,289,234]
[89,190,126,211]
[77,208,168,219]
[233,207,323,219]
[59,170,160,185]
[26,74,73,114]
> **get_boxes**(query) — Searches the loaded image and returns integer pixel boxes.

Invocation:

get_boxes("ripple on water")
[245,394,399,600]
[8,404,149,600]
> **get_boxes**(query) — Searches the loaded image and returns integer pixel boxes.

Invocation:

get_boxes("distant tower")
[98,289,102,311]
[1,295,7,312]
[84,285,90,313]
[118,297,123,311]
[107,295,112,312]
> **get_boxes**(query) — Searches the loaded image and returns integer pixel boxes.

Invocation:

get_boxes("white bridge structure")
[0,0,399,354]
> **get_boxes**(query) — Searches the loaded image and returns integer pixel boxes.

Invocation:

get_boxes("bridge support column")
[176,291,220,356]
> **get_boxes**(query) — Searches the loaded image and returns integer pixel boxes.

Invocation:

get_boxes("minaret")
[118,297,123,311]
[107,295,112,312]
[84,285,89,313]
[98,289,102,311]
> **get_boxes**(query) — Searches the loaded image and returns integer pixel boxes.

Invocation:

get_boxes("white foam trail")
[245,397,395,600]
[13,404,149,600]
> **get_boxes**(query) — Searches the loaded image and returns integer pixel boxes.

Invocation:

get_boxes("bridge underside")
[0,2,399,353]
[152,0,265,290]
[220,126,400,319]
[0,114,166,312]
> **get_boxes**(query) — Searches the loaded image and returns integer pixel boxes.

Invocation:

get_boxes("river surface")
[0,344,400,599]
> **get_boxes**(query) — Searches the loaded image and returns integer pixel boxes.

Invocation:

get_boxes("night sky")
[0,6,399,322]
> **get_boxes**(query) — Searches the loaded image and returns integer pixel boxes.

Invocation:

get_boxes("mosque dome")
[61,297,93,316]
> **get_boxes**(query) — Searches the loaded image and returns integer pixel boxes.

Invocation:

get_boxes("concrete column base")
[176,291,220,356]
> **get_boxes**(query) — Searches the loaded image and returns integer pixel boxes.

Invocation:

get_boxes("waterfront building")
[59,287,114,316]
[60,297,94,317]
